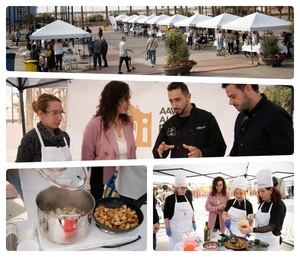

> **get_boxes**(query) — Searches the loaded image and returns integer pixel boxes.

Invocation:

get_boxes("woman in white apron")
[222,177,253,237]
[163,174,196,250]
[239,169,287,250]
[15,93,72,219]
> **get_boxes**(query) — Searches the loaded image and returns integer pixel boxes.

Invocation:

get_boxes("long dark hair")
[211,176,227,196]
[258,187,282,203]
[95,81,131,130]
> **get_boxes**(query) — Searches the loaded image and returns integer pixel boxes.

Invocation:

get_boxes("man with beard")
[222,83,294,156]
[152,82,226,158]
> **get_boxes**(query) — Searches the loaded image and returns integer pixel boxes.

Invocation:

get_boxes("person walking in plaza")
[222,176,253,237]
[222,83,294,156]
[54,39,64,70]
[216,29,224,56]
[239,169,287,250]
[164,174,196,250]
[101,37,108,68]
[46,43,55,71]
[205,176,229,235]
[152,82,226,158]
[92,38,102,70]
[118,36,132,74]
[225,30,235,55]
[145,33,159,67]
[14,29,20,46]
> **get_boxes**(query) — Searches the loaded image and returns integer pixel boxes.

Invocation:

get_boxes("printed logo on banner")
[159,107,175,131]
[130,105,152,147]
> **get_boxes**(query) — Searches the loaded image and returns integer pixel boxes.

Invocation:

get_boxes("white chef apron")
[255,202,280,250]
[227,199,247,237]
[20,126,72,220]
[115,166,147,200]
[169,195,193,250]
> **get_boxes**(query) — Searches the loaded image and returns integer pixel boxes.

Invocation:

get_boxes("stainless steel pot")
[36,186,95,244]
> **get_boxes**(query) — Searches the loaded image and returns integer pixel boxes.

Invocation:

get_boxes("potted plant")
[260,35,286,67]
[164,28,197,75]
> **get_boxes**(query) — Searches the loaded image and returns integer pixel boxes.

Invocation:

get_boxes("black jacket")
[152,104,226,158]
[230,94,294,156]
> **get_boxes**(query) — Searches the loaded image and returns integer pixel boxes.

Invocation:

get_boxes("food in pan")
[224,237,247,250]
[94,204,139,230]
[46,207,85,217]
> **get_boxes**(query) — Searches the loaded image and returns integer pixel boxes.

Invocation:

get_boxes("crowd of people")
[153,170,288,251]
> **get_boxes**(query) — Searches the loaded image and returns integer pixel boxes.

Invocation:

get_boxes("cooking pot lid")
[36,167,87,190]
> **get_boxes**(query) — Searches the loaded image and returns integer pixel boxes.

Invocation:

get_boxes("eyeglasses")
[44,110,65,117]
[179,186,187,190]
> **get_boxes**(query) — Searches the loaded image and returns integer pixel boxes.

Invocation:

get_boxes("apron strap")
[35,126,45,147]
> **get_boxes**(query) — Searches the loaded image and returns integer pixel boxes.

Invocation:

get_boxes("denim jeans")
[148,50,156,65]
[93,53,102,67]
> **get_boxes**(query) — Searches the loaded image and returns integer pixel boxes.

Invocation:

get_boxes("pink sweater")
[81,116,136,182]
[205,193,229,233]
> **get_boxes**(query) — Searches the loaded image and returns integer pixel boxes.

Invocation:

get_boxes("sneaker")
[127,69,132,72]
[118,71,123,74]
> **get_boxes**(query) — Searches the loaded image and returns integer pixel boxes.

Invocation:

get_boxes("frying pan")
[93,197,144,233]
[223,235,248,251]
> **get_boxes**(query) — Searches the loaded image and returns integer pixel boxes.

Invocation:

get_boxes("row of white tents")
[113,12,292,31]
[27,11,292,41]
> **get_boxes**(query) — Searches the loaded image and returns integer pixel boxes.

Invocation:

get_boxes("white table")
[242,44,288,55]
[62,53,81,70]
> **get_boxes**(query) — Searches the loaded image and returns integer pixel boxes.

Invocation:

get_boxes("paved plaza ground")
[7,26,293,78]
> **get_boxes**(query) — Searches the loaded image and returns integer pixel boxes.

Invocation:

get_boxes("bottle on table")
[204,221,210,242]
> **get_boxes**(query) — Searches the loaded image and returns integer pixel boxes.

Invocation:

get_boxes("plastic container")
[24,60,38,72]
[6,53,16,71]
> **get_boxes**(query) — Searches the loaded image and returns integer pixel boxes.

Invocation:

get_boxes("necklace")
[113,120,123,138]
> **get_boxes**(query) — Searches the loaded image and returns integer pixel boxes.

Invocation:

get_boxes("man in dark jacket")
[152,82,226,158]
[101,37,108,67]
[222,83,294,156]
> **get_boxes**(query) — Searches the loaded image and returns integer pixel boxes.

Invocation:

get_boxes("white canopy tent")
[174,13,211,27]
[156,14,187,26]
[30,20,91,40]
[196,13,240,28]
[140,14,156,24]
[221,12,292,31]
[115,14,128,21]
[123,15,138,23]
[153,162,294,185]
[132,15,148,24]
[146,14,169,25]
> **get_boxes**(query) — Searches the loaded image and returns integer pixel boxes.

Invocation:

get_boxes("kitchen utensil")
[36,167,87,191]
[36,186,95,244]
[93,196,145,233]
[228,227,238,244]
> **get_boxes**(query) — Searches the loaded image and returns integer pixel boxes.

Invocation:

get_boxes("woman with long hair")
[239,169,287,250]
[81,80,136,199]
[205,176,229,234]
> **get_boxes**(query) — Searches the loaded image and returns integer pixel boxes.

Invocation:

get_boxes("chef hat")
[256,169,273,189]
[231,176,249,192]
[174,173,187,187]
